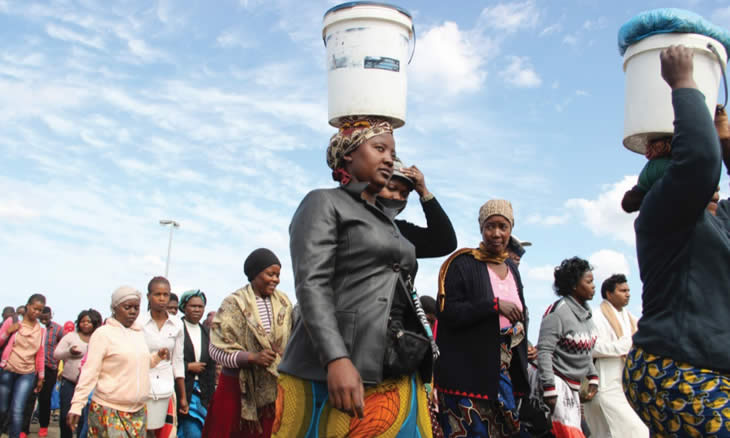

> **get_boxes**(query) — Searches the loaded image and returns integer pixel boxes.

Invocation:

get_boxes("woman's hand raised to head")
[401,165,430,198]
[326,357,365,418]
[660,45,697,90]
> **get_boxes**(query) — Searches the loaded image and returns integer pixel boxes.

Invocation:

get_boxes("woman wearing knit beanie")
[273,117,435,438]
[202,248,292,438]
[434,199,530,437]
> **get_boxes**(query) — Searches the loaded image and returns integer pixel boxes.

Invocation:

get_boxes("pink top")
[0,317,46,378]
[70,318,162,415]
[487,267,523,329]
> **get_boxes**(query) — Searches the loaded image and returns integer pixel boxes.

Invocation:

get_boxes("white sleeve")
[172,323,185,379]
[592,311,632,358]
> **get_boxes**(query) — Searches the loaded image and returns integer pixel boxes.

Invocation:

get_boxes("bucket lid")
[324,1,412,20]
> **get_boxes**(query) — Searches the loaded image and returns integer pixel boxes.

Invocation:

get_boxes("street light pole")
[159,219,180,278]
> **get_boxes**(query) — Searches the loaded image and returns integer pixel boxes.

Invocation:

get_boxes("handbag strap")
[406,275,440,360]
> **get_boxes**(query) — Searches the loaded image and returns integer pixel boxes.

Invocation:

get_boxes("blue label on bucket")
[364,56,400,72]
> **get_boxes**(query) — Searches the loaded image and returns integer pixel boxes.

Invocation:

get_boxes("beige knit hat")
[478,199,514,230]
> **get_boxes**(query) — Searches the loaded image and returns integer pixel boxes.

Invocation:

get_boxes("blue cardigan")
[633,88,730,373]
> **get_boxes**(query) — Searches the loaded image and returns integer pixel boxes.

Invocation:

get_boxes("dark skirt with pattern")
[438,366,520,438]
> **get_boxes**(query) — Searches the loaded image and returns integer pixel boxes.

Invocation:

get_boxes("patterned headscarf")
[178,289,207,312]
[326,117,393,181]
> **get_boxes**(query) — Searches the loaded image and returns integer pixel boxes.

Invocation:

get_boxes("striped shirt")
[256,296,273,334]
[44,321,64,370]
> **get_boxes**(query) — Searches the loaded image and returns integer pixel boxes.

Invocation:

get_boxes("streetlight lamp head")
[160,219,180,227]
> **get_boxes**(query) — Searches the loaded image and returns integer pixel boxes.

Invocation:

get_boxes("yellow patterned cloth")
[623,345,730,437]
[272,373,432,438]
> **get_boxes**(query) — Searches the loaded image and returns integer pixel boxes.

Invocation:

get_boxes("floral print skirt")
[87,401,146,438]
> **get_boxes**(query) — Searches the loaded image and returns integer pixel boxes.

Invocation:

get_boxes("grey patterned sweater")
[536,296,599,397]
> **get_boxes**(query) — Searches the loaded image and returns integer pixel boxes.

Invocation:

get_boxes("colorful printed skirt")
[623,345,730,437]
[438,367,520,438]
[272,373,432,438]
[87,401,146,438]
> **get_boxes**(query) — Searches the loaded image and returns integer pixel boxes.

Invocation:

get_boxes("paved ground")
[1,421,61,438]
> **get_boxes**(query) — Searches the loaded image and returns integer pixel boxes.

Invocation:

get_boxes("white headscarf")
[110,285,141,312]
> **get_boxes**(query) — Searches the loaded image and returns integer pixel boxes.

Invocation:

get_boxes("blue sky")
[1,0,728,342]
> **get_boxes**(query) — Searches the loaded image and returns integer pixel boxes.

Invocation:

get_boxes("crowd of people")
[1,47,729,438]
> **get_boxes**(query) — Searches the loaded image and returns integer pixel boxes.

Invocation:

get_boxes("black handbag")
[383,325,431,378]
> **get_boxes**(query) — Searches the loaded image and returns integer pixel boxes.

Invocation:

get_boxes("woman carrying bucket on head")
[620,44,730,436]
[272,116,435,438]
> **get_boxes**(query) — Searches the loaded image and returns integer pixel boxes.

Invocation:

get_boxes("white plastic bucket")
[623,33,727,154]
[323,2,414,128]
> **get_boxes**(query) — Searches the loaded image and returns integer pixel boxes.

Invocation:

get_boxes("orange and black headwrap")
[326,117,393,182]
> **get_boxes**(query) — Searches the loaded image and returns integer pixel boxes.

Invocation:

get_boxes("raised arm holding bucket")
[620,44,730,437]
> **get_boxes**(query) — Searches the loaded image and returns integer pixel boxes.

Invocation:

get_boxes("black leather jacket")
[278,182,421,385]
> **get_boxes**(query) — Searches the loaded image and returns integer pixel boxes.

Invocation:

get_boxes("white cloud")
[216,30,257,49]
[127,39,167,62]
[500,56,542,88]
[156,0,173,24]
[566,175,637,245]
[0,200,39,219]
[525,213,570,225]
[582,17,607,31]
[562,34,578,46]
[527,264,555,282]
[479,0,539,32]
[239,0,264,8]
[2,52,45,67]
[588,249,631,286]
[576,90,591,97]
[540,23,562,37]
[45,23,104,49]
[409,21,491,96]
[41,114,75,135]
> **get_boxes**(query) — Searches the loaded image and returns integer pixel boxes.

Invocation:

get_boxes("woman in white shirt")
[141,276,187,437]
